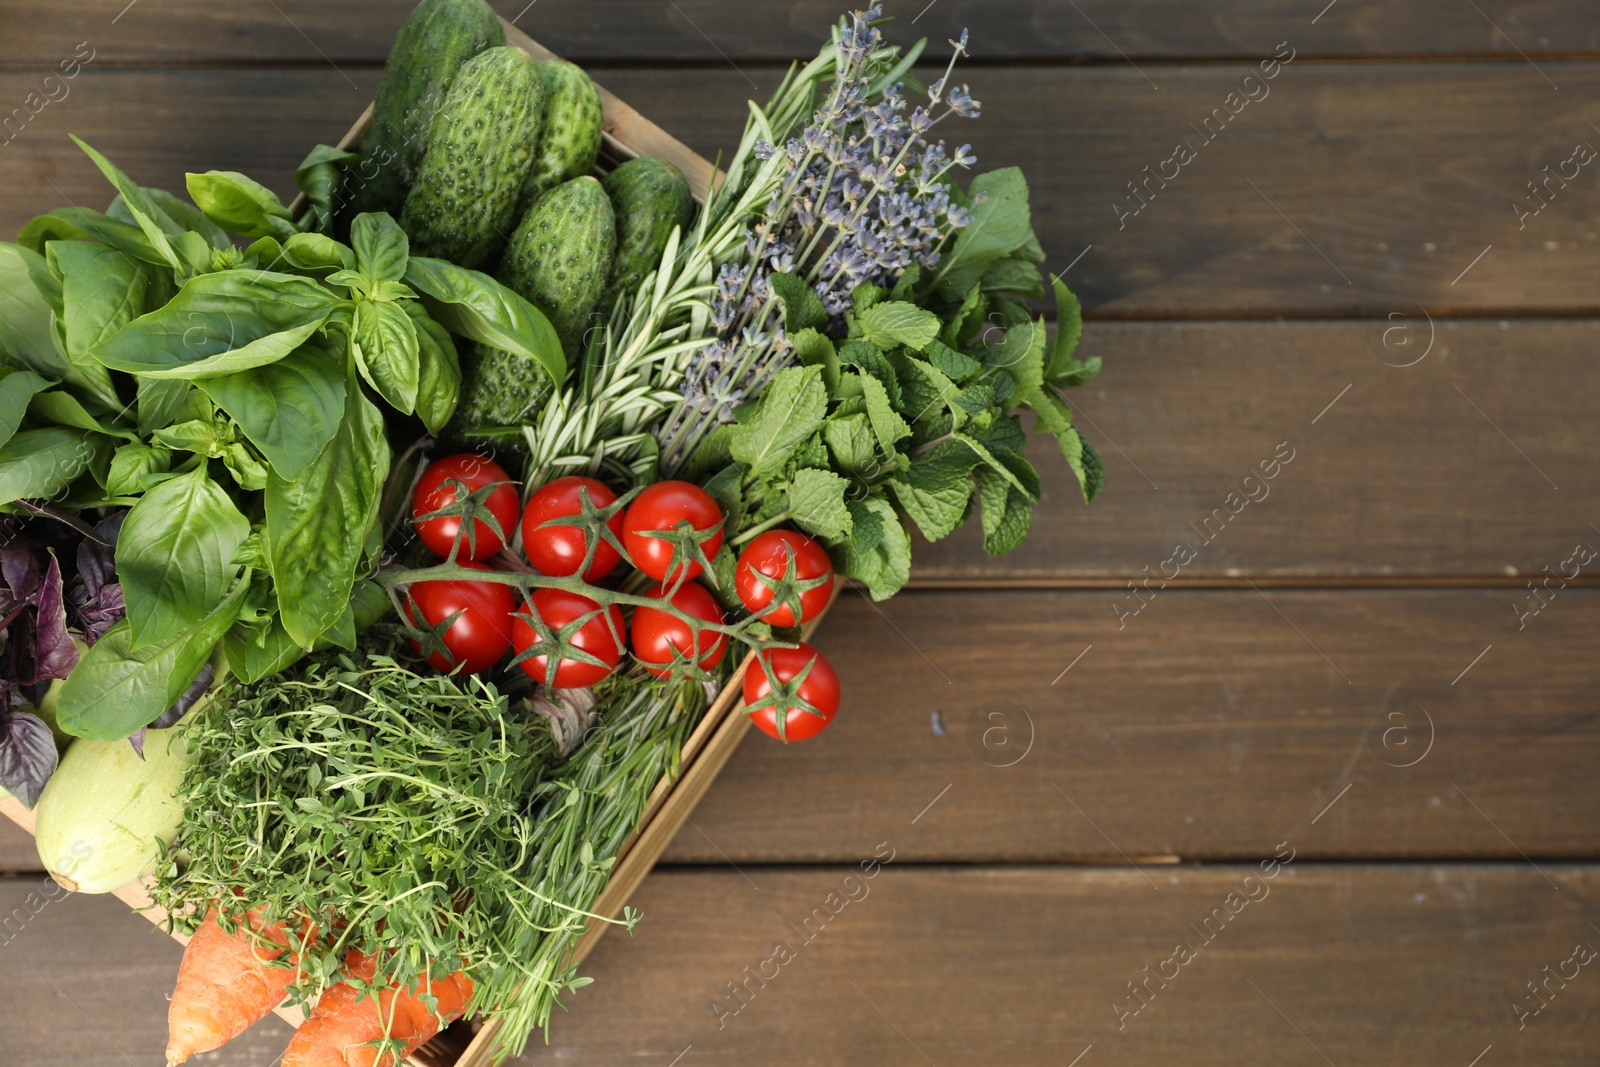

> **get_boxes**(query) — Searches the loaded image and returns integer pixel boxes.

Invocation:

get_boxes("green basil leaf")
[88,270,337,379]
[16,209,168,267]
[70,136,181,270]
[294,144,358,235]
[55,580,247,741]
[223,612,307,683]
[403,256,565,387]
[786,467,853,541]
[222,442,269,490]
[151,419,219,455]
[729,364,827,477]
[144,187,232,250]
[0,243,67,378]
[28,391,138,441]
[281,233,356,274]
[408,304,460,435]
[136,378,192,436]
[185,170,297,240]
[351,212,409,285]
[49,241,150,362]
[768,272,827,333]
[930,167,1035,302]
[855,301,940,352]
[352,299,419,413]
[267,369,389,647]
[198,342,345,480]
[0,367,53,448]
[106,441,173,496]
[0,427,100,505]
[118,466,249,649]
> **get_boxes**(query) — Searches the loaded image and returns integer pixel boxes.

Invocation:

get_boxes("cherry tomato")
[742,642,841,742]
[511,588,626,688]
[631,581,728,677]
[412,454,519,561]
[622,480,724,583]
[734,530,835,626]
[522,476,625,583]
[404,562,515,674]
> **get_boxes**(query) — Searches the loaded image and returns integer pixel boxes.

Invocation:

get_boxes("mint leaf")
[856,300,940,352]
[844,498,885,553]
[855,373,911,454]
[1048,276,1084,376]
[981,254,1044,298]
[925,339,981,382]
[769,272,828,332]
[1058,426,1104,503]
[839,340,902,406]
[889,439,979,542]
[931,167,1034,302]
[892,355,964,432]
[823,413,878,475]
[988,316,1047,396]
[836,494,910,600]
[791,327,840,393]
[729,365,828,476]
[787,467,853,541]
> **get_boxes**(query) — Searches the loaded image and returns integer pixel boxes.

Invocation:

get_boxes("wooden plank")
[11,866,1593,1066]
[0,879,292,1065]
[2,1,1597,65]
[661,588,1600,863]
[7,65,1600,319]
[466,866,1600,1065]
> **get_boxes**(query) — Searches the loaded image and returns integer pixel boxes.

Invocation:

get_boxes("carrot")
[167,906,315,1065]
[282,951,474,1067]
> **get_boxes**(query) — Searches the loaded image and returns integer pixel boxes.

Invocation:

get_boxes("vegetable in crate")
[497,175,616,359]
[340,0,506,224]
[401,45,545,269]
[603,157,694,298]
[523,58,605,206]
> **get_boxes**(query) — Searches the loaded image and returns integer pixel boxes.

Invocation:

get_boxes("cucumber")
[522,59,604,208]
[498,175,615,359]
[400,46,544,270]
[340,0,504,224]
[602,157,693,299]
[451,342,552,434]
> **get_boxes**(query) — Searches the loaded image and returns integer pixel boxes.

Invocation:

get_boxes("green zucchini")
[400,46,544,270]
[340,0,504,225]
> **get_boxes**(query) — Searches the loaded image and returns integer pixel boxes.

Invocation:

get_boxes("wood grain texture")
[457,865,1600,1066]
[659,587,1600,863]
[9,866,1594,1067]
[7,64,1600,318]
[2,1,1597,65]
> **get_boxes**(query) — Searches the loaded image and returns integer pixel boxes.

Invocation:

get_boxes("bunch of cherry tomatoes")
[402,454,842,742]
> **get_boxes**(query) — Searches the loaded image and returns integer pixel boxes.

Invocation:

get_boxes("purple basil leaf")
[70,581,125,645]
[30,554,78,683]
[152,661,213,730]
[0,711,59,808]
[0,543,40,602]
[127,727,145,758]
[76,512,125,597]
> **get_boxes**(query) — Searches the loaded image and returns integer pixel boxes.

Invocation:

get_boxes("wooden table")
[4,3,1598,1064]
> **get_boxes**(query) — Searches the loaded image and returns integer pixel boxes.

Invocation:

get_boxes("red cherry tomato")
[622,481,724,583]
[404,562,515,674]
[522,476,625,583]
[631,581,728,677]
[742,642,841,742]
[412,454,519,561]
[511,588,626,688]
[734,530,835,627]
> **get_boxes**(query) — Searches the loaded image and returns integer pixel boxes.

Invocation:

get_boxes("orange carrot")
[167,906,315,1065]
[282,951,474,1067]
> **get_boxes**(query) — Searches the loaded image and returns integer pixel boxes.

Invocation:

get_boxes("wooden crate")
[0,18,820,1067]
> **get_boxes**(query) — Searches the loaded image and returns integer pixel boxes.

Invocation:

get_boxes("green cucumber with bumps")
[522,59,604,208]
[500,176,615,359]
[400,46,544,270]
[602,157,693,299]
[340,0,504,224]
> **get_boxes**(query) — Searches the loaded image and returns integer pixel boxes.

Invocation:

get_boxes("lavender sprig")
[658,9,982,472]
